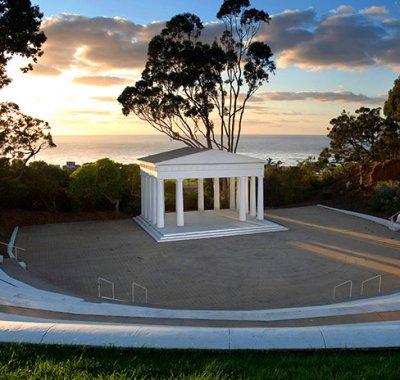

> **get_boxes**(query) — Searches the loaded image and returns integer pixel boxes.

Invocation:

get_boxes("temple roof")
[138,147,264,166]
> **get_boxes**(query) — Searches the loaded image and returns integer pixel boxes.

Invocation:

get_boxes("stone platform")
[134,209,287,242]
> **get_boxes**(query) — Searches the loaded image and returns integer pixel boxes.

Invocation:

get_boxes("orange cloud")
[72,75,129,86]
[91,96,116,102]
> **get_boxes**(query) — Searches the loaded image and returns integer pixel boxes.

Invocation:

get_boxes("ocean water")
[34,135,329,167]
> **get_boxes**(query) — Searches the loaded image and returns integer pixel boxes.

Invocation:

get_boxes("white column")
[152,176,157,224]
[140,172,144,217]
[198,178,204,211]
[239,176,246,221]
[144,174,149,220]
[245,177,249,214]
[156,178,164,228]
[229,177,235,209]
[250,176,256,217]
[176,178,184,227]
[257,175,264,220]
[236,177,240,210]
[213,178,220,210]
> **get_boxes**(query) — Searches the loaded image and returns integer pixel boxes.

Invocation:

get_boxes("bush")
[22,161,71,211]
[371,181,400,215]
[264,160,325,207]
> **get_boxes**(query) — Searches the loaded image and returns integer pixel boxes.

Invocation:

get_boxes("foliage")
[264,162,318,206]
[1,344,400,379]
[384,75,400,123]
[323,77,400,164]
[68,158,123,214]
[0,159,69,211]
[0,157,142,215]
[325,107,398,164]
[118,0,275,152]
[120,163,141,214]
[0,102,55,166]
[371,180,400,215]
[21,161,70,211]
[0,0,46,88]
[264,158,346,207]
[0,159,28,207]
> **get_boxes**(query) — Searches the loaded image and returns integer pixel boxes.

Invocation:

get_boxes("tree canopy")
[0,102,55,165]
[384,76,400,123]
[324,107,400,164]
[0,0,46,88]
[68,158,123,214]
[118,0,275,152]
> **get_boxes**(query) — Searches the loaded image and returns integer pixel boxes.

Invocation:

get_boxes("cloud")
[78,110,110,115]
[34,14,163,75]
[90,96,116,102]
[32,7,400,79]
[72,75,130,86]
[360,6,388,16]
[254,91,385,105]
[331,5,355,15]
[273,11,400,71]
[258,9,316,52]
[383,18,400,28]
[55,109,110,116]
[30,64,62,76]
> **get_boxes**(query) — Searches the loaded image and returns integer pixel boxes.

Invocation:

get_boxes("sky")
[1,0,400,136]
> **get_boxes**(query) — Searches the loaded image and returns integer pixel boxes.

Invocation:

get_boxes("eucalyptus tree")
[118,0,275,152]
[0,102,55,166]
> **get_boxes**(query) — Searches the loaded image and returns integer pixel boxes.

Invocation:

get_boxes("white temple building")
[135,148,287,241]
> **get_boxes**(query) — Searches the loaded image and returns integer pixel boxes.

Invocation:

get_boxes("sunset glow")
[0,1,399,136]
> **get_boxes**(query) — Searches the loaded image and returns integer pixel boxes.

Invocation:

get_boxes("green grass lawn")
[0,344,399,379]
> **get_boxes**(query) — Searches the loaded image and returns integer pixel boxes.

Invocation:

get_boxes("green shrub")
[264,160,323,206]
[371,181,400,215]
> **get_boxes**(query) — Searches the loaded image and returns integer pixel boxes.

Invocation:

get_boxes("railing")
[333,280,353,300]
[97,277,115,300]
[132,282,148,304]
[12,245,25,261]
[0,240,25,267]
[390,211,400,224]
[361,275,382,296]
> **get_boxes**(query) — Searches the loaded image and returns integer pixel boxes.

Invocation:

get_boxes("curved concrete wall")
[1,318,400,349]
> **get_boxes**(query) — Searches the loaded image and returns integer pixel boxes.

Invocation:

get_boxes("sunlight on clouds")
[1,6,398,136]
[360,6,388,16]
[0,59,150,135]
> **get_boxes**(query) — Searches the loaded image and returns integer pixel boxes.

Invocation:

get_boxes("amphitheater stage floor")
[12,206,400,310]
